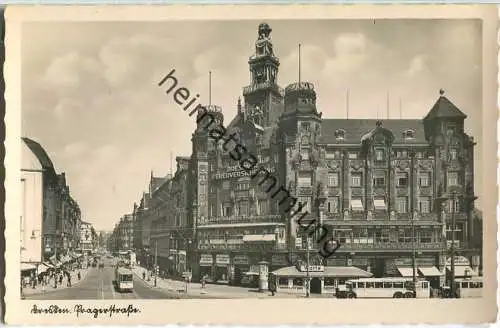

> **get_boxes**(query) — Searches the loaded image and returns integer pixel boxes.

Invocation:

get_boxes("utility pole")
[306,237,310,298]
[154,240,158,287]
[410,151,417,296]
[450,191,457,298]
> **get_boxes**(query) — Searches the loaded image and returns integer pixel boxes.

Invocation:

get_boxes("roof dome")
[283,82,318,116]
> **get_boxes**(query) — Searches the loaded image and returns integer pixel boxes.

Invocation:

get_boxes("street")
[24,258,179,300]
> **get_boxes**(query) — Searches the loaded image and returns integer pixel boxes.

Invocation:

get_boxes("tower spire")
[346,89,350,119]
[298,43,301,84]
[386,91,390,119]
[209,71,212,106]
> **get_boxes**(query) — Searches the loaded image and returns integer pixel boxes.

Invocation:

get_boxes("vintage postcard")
[3,4,498,325]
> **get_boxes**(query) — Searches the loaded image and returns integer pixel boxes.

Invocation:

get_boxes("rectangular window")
[351,198,364,212]
[397,173,408,187]
[298,173,312,187]
[348,152,358,159]
[298,197,311,213]
[328,172,339,187]
[327,197,339,214]
[238,201,249,216]
[448,172,459,186]
[257,200,268,215]
[398,229,412,243]
[373,172,386,187]
[210,204,217,217]
[222,181,230,190]
[450,148,458,160]
[223,204,232,217]
[375,149,385,161]
[396,197,408,213]
[351,173,362,187]
[419,197,431,213]
[419,230,432,243]
[419,172,431,187]
[301,149,309,160]
[448,198,461,213]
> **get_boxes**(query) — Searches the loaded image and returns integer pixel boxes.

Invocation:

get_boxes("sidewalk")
[22,267,91,297]
[131,266,305,299]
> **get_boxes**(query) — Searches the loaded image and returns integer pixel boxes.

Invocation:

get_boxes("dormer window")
[335,129,346,140]
[403,129,415,140]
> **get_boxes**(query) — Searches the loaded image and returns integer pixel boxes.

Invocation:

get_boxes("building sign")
[327,258,346,266]
[299,265,324,272]
[271,255,288,266]
[216,254,230,266]
[199,254,213,266]
[212,166,275,180]
[446,256,470,266]
[351,258,369,266]
[233,255,249,266]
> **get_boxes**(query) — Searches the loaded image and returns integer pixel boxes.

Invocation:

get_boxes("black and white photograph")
[4,4,498,325]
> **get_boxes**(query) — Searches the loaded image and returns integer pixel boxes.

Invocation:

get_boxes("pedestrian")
[68,274,72,287]
[201,275,206,289]
[59,274,63,285]
[142,271,146,280]
[78,271,81,281]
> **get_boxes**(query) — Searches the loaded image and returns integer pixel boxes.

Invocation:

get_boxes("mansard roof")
[424,94,467,121]
[319,119,427,145]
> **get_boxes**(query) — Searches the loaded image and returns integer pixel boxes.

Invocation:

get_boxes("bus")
[454,277,483,298]
[342,277,430,299]
[115,267,134,292]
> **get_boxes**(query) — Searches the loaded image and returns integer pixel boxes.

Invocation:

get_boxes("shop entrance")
[199,266,212,281]
[310,277,322,294]
[215,266,227,282]
[233,267,248,286]
[373,258,386,278]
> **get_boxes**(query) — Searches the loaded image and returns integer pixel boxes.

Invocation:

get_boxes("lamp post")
[154,239,158,287]
[306,236,310,298]
[450,191,457,298]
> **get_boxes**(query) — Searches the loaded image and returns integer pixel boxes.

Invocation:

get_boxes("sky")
[21,19,483,231]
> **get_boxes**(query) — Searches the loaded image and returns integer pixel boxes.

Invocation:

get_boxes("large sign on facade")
[216,254,230,266]
[233,255,249,265]
[446,256,470,266]
[199,254,213,266]
[212,166,275,180]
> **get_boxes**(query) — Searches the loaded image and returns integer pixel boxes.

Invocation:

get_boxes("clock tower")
[242,22,284,127]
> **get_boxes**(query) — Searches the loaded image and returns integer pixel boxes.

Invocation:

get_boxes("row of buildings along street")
[107,22,483,297]
[21,137,100,286]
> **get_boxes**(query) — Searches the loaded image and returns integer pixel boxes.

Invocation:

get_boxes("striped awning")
[351,199,364,211]
[418,266,443,277]
[374,198,387,211]
[397,266,415,277]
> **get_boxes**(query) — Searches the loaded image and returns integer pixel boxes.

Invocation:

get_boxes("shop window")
[278,278,288,286]
[293,278,304,286]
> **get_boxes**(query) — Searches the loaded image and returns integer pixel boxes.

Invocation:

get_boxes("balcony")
[199,215,283,227]
[197,242,286,252]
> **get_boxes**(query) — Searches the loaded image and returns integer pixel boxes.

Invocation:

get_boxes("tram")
[115,267,134,292]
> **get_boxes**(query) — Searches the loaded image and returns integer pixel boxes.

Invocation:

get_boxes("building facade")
[21,137,82,267]
[184,23,481,285]
[149,157,191,275]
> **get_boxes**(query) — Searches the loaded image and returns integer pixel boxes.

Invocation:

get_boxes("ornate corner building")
[184,23,482,286]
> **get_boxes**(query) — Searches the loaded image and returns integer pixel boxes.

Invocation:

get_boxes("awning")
[272,266,373,278]
[374,198,387,211]
[351,199,364,211]
[418,266,443,277]
[38,262,53,274]
[243,234,275,242]
[446,266,478,277]
[397,266,415,277]
[21,263,37,271]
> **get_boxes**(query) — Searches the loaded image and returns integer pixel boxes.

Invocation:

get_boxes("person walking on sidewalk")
[77,271,81,281]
